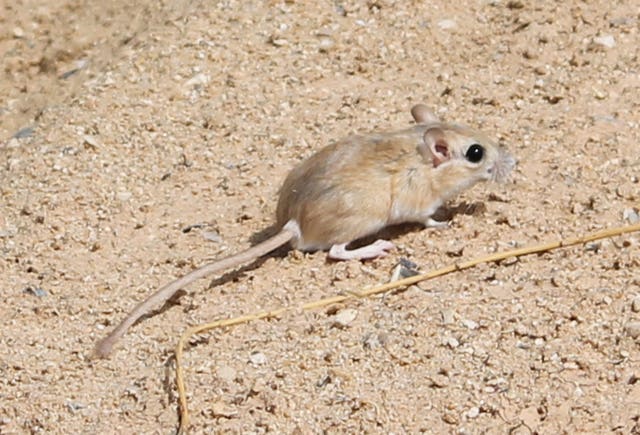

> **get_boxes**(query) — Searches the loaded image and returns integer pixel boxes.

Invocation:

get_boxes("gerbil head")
[418,122,515,191]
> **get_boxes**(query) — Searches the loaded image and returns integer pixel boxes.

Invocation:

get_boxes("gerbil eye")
[465,144,484,163]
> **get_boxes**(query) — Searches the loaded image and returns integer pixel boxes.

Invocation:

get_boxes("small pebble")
[441,310,455,325]
[23,287,48,297]
[185,73,209,88]
[444,336,459,348]
[617,184,637,200]
[116,191,132,201]
[318,37,335,52]
[399,258,418,270]
[429,374,449,388]
[389,263,419,282]
[563,361,579,370]
[623,208,639,224]
[202,231,222,243]
[362,332,381,349]
[584,242,601,252]
[609,16,632,26]
[182,223,206,233]
[83,135,100,149]
[466,406,480,419]
[270,37,288,46]
[316,374,331,388]
[251,378,266,394]
[249,351,267,365]
[593,35,616,48]
[501,256,519,266]
[13,126,35,139]
[217,365,237,382]
[486,377,507,388]
[65,401,85,413]
[210,401,237,418]
[333,308,358,327]
[461,319,479,330]
[631,295,640,313]
[442,411,459,425]
[624,322,640,339]
[403,285,422,296]
[438,19,456,30]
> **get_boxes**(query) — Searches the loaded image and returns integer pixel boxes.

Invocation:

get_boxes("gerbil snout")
[489,149,516,182]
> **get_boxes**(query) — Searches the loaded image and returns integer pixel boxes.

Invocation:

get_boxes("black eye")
[465,144,484,163]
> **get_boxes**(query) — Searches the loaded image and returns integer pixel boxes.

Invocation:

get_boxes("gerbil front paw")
[424,218,449,228]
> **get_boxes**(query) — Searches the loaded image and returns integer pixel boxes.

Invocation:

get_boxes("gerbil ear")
[411,104,440,124]
[418,127,450,168]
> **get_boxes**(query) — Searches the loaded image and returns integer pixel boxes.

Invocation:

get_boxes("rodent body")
[276,113,514,255]
[278,128,438,250]
[278,123,503,251]
[95,104,515,357]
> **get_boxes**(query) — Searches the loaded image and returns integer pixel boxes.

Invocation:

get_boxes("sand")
[1,0,639,433]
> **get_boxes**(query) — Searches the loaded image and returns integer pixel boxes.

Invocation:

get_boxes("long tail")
[94,228,295,358]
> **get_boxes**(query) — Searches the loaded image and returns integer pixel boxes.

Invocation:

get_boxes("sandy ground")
[1,0,640,433]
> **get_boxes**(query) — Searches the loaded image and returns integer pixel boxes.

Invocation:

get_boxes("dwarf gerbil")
[94,104,515,357]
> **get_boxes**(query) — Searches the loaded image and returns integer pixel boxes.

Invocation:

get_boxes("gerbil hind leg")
[328,239,395,260]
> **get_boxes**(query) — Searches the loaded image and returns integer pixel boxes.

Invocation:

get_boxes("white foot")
[328,239,395,261]
[425,218,449,228]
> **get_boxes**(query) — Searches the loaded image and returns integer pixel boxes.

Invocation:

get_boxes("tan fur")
[277,120,513,251]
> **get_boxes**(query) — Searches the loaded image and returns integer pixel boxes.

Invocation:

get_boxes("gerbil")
[94,104,515,357]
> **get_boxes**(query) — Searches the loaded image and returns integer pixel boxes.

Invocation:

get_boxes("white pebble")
[333,308,358,327]
[624,322,640,339]
[466,406,480,419]
[462,319,478,330]
[270,38,288,46]
[249,351,267,365]
[593,35,616,48]
[83,135,100,148]
[623,208,639,224]
[202,231,222,243]
[441,310,455,325]
[445,336,459,348]
[438,19,456,30]
[318,37,335,52]
[117,191,132,201]
[217,365,236,382]
[185,73,209,87]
